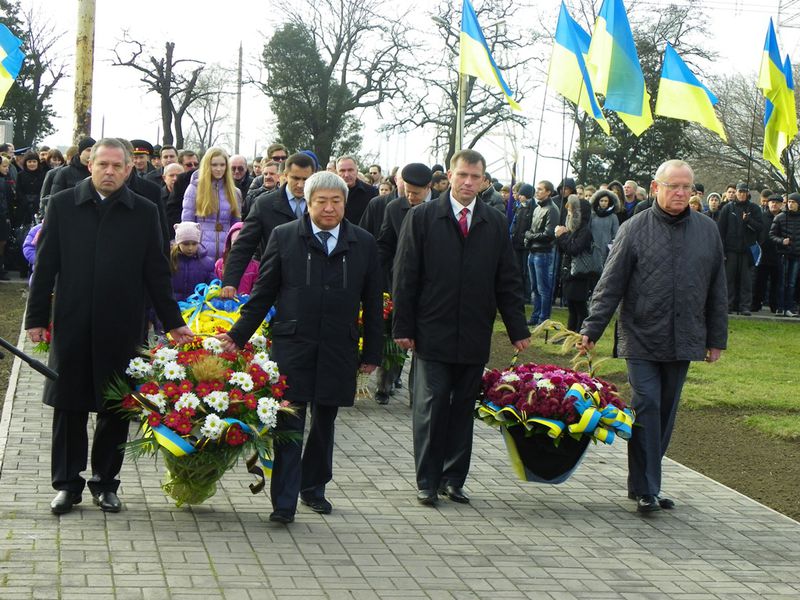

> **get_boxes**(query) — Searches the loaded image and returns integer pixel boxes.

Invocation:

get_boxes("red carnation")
[178,380,193,393]
[140,382,159,395]
[243,393,257,410]
[162,382,180,397]
[147,412,161,427]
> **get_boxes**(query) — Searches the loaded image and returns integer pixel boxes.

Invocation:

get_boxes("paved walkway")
[0,327,799,600]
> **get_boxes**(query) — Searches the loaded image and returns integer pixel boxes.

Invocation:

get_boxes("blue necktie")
[317,231,332,255]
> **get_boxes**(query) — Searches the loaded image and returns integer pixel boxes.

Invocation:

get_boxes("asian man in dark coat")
[26,138,193,515]
[217,170,383,524]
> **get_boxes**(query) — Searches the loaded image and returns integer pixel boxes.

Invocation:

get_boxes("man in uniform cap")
[129,139,154,177]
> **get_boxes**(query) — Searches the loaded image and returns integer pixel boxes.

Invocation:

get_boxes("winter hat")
[174,222,202,244]
[518,183,534,199]
[401,163,432,187]
[299,150,319,170]
[77,137,96,154]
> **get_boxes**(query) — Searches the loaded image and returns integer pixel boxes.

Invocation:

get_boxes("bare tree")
[384,0,541,166]
[185,66,234,154]
[255,0,413,165]
[111,36,206,147]
[0,2,68,145]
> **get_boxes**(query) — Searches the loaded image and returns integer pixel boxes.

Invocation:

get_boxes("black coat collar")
[74,178,135,209]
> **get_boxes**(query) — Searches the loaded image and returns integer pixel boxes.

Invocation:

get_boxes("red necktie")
[458,207,469,237]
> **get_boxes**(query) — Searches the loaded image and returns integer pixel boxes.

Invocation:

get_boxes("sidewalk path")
[0,331,798,599]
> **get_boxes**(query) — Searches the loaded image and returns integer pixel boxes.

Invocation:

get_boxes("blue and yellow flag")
[758,19,796,173]
[587,0,652,136]
[459,0,521,110]
[654,43,726,142]
[0,24,24,107]
[548,2,610,134]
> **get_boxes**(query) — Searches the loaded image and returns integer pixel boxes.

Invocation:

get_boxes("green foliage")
[0,0,65,145]
[741,414,800,441]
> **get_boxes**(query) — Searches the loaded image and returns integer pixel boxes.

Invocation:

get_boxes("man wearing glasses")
[266,143,289,163]
[580,159,727,514]
[368,164,382,186]
[231,155,253,202]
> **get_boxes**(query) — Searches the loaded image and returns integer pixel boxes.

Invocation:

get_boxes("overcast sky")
[16,0,800,183]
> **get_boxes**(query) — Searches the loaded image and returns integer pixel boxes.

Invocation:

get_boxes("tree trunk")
[161,42,175,145]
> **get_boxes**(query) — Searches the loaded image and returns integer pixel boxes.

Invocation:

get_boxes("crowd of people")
[7,132,788,519]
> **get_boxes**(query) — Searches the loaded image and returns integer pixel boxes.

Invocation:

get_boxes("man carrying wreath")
[217,171,383,524]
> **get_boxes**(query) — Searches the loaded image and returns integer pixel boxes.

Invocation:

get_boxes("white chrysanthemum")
[202,337,224,354]
[228,371,254,392]
[152,347,180,367]
[251,351,271,370]
[144,392,168,412]
[500,373,520,383]
[536,379,555,390]
[161,361,186,381]
[203,390,230,412]
[174,392,200,411]
[125,357,153,378]
[532,372,543,380]
[256,397,280,428]
[200,414,224,440]
[249,334,267,350]
[594,381,603,390]
[263,361,281,384]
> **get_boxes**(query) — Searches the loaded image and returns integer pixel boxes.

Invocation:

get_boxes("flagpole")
[455,72,467,152]
[532,78,549,187]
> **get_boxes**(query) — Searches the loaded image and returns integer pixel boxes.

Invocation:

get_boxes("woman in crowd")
[15,151,46,224]
[181,147,241,261]
[0,156,13,280]
[589,188,619,264]
[555,195,596,332]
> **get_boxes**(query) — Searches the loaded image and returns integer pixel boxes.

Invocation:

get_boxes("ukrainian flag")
[459,0,521,111]
[758,19,796,173]
[0,24,24,106]
[654,44,726,142]
[548,2,610,134]
[587,0,652,136]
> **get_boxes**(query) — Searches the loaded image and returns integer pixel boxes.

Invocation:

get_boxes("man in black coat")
[337,156,378,225]
[392,150,530,506]
[25,138,193,515]
[220,153,316,299]
[165,151,200,237]
[717,182,764,315]
[217,171,383,524]
[50,137,94,195]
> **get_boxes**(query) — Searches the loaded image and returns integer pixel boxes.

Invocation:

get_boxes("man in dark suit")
[337,156,378,225]
[392,149,530,506]
[25,138,193,515]
[219,153,316,299]
[217,171,383,524]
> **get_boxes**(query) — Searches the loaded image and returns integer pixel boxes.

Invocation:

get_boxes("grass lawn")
[492,306,800,441]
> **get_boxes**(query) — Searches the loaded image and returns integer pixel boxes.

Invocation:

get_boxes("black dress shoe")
[92,491,122,513]
[416,490,437,506]
[50,491,81,515]
[300,496,332,514]
[269,510,295,524]
[657,496,675,509]
[394,377,402,389]
[375,392,389,405]
[636,494,660,513]
[444,485,470,504]
[740,310,752,316]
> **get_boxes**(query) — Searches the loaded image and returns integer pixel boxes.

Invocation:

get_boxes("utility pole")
[73,0,96,142]
[234,42,242,154]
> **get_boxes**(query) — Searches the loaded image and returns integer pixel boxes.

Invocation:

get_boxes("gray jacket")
[478,186,506,213]
[581,201,728,361]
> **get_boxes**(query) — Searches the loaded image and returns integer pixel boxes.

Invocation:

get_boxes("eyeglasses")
[231,166,246,172]
[271,155,288,161]
[184,162,199,168]
[656,181,692,193]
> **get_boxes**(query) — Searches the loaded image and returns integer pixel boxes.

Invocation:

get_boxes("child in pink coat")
[215,222,259,296]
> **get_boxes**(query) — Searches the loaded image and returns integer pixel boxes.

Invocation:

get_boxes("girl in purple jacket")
[180,147,241,262]
[171,222,215,301]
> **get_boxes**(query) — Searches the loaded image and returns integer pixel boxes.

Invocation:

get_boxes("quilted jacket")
[581,201,728,361]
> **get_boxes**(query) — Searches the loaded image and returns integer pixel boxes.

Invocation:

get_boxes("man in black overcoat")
[392,149,530,506]
[337,156,378,225]
[25,138,194,515]
[217,171,383,524]
[219,153,316,299]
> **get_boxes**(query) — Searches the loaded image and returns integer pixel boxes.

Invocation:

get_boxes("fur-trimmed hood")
[590,189,620,217]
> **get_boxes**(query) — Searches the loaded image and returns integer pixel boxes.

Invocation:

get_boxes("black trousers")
[515,249,531,301]
[412,358,483,490]
[51,408,130,495]
[270,402,338,514]
[725,252,753,312]
[625,359,690,497]
[751,262,780,311]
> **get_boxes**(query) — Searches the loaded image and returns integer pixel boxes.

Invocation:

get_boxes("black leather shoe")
[269,510,295,524]
[300,496,332,514]
[50,491,81,515]
[92,491,122,513]
[375,392,389,405]
[394,377,402,389]
[444,485,470,504]
[417,490,437,506]
[636,494,660,513]
[657,496,675,509]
